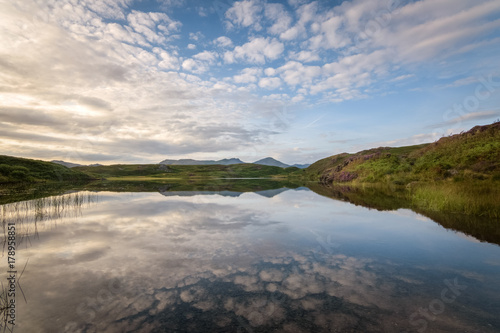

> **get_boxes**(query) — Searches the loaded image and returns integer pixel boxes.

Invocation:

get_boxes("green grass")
[308,122,500,185]
[74,163,300,180]
[0,155,92,183]
[408,181,500,218]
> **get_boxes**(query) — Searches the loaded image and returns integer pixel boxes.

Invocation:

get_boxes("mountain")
[51,160,82,168]
[307,122,500,185]
[292,163,310,169]
[158,157,309,169]
[51,160,102,168]
[253,157,290,168]
[159,158,244,165]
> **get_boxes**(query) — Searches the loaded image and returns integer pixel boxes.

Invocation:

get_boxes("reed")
[409,181,500,218]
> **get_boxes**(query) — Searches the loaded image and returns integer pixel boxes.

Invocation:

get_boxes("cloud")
[428,110,500,129]
[277,61,321,87]
[189,31,204,41]
[289,50,320,63]
[158,51,180,70]
[1,0,499,163]
[83,0,132,20]
[181,58,207,73]
[390,74,414,82]
[214,36,233,48]
[362,132,444,150]
[258,77,282,90]
[264,3,292,35]
[233,67,262,84]
[440,76,478,88]
[225,0,263,30]
[127,10,181,44]
[370,0,500,63]
[225,37,284,64]
[0,0,296,163]
[310,50,388,94]
[193,51,218,64]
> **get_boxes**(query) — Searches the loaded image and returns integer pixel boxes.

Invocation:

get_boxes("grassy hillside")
[308,122,500,185]
[0,155,92,183]
[74,163,301,180]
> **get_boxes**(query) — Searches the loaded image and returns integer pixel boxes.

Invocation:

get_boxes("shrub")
[0,164,12,175]
[10,169,29,180]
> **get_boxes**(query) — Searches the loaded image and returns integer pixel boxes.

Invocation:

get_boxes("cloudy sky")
[1,0,500,164]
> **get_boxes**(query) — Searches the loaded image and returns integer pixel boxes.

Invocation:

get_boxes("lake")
[1,184,499,332]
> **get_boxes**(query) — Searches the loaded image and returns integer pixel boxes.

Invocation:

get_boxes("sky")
[1,0,500,165]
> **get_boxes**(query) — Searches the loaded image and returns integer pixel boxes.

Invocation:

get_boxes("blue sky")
[1,0,499,165]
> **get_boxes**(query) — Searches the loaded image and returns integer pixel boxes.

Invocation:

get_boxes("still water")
[1,186,500,332]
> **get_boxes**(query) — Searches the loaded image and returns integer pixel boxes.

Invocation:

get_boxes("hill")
[159,157,309,169]
[0,155,93,183]
[51,160,83,168]
[253,157,290,168]
[307,122,500,185]
[73,163,300,180]
[51,160,103,168]
[291,163,311,169]
[159,158,244,165]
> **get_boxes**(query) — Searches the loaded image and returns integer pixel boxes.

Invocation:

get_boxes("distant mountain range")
[159,157,310,169]
[51,160,102,168]
[158,158,245,166]
[51,157,310,169]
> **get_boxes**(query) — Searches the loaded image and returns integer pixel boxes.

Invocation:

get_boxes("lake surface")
[1,185,500,332]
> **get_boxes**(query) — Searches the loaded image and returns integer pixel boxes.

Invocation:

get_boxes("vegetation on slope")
[74,163,301,180]
[0,155,92,183]
[307,122,500,185]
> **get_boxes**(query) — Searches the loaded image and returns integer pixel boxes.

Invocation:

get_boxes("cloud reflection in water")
[6,189,500,332]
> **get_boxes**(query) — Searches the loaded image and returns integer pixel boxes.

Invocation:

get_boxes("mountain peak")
[253,157,290,168]
[159,158,244,166]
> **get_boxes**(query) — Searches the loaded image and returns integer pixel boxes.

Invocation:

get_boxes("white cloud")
[310,50,389,94]
[193,51,218,64]
[289,50,320,63]
[127,10,181,44]
[181,58,207,73]
[1,0,499,163]
[233,68,262,84]
[277,1,318,41]
[279,24,306,41]
[225,0,263,30]
[277,61,321,87]
[429,110,500,129]
[258,77,282,89]
[297,1,318,25]
[264,68,277,76]
[226,37,284,64]
[308,15,350,50]
[390,74,414,82]
[189,31,204,41]
[214,36,233,48]
[104,22,148,46]
[264,3,292,35]
[377,0,500,63]
[196,6,209,17]
[440,76,478,88]
[82,0,132,20]
[158,51,180,70]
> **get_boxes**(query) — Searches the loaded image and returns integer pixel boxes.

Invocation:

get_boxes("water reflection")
[1,188,499,332]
